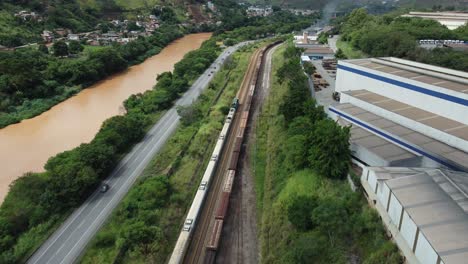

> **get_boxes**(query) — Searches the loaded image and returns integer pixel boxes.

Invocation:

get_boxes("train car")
[219,120,231,141]
[231,98,239,110]
[228,151,240,170]
[226,107,236,123]
[233,136,243,153]
[236,127,245,140]
[212,139,224,161]
[223,170,235,193]
[206,219,224,251]
[249,84,256,96]
[169,230,191,264]
[215,192,231,220]
[169,180,210,264]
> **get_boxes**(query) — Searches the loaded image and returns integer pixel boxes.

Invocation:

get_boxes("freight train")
[169,41,281,264]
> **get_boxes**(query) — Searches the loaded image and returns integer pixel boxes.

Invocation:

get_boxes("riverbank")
[0,33,216,264]
[0,25,186,129]
[0,33,211,203]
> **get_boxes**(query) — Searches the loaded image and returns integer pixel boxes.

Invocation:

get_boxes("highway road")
[27,41,250,264]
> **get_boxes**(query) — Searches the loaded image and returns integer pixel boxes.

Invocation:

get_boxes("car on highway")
[100,183,110,193]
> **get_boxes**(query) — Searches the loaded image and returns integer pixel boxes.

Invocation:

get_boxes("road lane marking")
[59,120,180,264]
[29,42,248,264]
[29,110,178,264]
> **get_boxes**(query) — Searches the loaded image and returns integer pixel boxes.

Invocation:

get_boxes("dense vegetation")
[0,0,315,128]
[0,24,184,128]
[336,8,468,71]
[213,2,316,40]
[0,0,185,47]
[0,36,220,263]
[254,42,402,263]
[81,42,263,263]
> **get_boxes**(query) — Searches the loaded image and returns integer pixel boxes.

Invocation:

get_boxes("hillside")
[0,0,189,47]
[240,0,467,11]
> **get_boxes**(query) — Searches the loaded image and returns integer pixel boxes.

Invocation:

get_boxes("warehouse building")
[360,167,468,264]
[330,57,468,172]
[328,57,468,264]
[302,46,335,60]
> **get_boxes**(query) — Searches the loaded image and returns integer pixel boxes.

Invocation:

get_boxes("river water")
[0,33,212,202]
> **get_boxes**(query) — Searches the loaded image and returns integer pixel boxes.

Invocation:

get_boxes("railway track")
[183,47,263,264]
[169,41,282,264]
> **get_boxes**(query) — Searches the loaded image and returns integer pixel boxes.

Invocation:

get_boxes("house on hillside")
[41,30,54,43]
[68,34,79,41]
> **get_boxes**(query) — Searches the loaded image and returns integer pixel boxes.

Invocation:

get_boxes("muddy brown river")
[0,33,212,202]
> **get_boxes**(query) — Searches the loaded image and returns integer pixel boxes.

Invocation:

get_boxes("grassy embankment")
[253,44,401,263]
[336,38,367,59]
[80,42,266,263]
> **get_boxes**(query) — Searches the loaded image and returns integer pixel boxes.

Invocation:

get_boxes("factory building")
[402,12,468,30]
[331,57,468,171]
[328,57,468,264]
[361,167,468,264]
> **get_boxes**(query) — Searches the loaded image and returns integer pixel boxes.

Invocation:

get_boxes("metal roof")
[343,90,468,141]
[371,167,468,264]
[337,118,417,163]
[333,102,468,171]
[346,59,468,94]
[304,47,335,54]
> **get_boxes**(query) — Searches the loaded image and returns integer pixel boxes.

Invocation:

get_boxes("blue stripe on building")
[337,64,468,107]
[329,107,461,171]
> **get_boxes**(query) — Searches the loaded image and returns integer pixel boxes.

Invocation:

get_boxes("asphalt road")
[27,41,250,264]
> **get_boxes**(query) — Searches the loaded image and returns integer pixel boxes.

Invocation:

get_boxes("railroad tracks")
[169,42,281,264]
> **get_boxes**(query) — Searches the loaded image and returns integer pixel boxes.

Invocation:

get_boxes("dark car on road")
[100,184,110,193]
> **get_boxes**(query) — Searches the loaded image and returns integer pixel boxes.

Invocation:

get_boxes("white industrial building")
[402,12,468,30]
[360,167,468,264]
[328,57,468,264]
[331,57,468,171]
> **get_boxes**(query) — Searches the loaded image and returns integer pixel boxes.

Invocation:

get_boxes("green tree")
[311,198,349,246]
[302,62,315,75]
[287,195,318,230]
[177,104,202,126]
[52,40,69,57]
[223,38,235,46]
[68,40,84,54]
[285,231,329,263]
[308,119,351,179]
[38,44,49,54]
[335,48,347,59]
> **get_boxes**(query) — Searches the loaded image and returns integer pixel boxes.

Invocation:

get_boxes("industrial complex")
[328,57,468,264]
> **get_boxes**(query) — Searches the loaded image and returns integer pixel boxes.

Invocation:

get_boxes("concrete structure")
[359,166,468,264]
[402,12,468,30]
